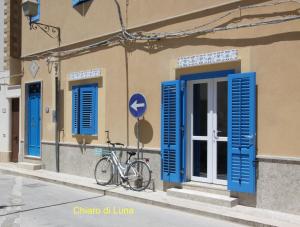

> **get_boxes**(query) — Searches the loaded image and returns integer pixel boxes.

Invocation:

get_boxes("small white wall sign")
[29,60,40,78]
[68,68,101,81]
[178,49,238,68]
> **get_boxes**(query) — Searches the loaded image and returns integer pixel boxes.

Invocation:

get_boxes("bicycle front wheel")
[127,160,151,191]
[94,157,114,186]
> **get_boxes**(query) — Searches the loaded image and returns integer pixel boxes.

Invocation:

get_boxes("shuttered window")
[32,0,40,22]
[228,72,256,193]
[72,84,98,135]
[72,0,91,7]
[161,80,183,183]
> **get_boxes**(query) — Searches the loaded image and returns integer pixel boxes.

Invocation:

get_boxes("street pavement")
[0,171,246,227]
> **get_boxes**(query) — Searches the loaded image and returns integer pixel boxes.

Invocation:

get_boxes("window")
[72,0,91,7]
[72,84,98,135]
[32,0,40,22]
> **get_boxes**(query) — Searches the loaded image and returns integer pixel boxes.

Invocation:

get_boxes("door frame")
[25,81,43,158]
[187,79,213,183]
[6,85,21,162]
[11,98,20,162]
[181,70,235,184]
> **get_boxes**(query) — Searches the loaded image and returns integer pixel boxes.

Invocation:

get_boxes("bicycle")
[94,131,152,191]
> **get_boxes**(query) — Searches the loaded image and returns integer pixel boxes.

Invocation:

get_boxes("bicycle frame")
[109,149,137,180]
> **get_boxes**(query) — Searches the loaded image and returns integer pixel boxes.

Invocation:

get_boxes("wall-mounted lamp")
[22,0,61,46]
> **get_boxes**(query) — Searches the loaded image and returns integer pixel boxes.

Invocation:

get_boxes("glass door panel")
[213,79,228,185]
[193,83,207,136]
[217,81,228,137]
[216,141,227,180]
[193,140,207,178]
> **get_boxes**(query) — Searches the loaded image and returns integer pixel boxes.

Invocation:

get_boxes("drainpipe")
[54,60,60,172]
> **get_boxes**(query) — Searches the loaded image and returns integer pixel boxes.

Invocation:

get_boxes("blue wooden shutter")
[79,84,98,135]
[161,80,182,183]
[228,72,256,193]
[72,87,80,135]
[72,0,90,7]
[32,0,40,22]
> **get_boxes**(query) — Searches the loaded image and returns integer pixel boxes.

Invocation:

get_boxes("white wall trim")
[6,85,21,98]
[257,155,300,162]
[40,140,161,152]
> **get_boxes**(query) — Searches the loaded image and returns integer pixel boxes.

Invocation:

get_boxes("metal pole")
[55,76,60,172]
[137,117,140,160]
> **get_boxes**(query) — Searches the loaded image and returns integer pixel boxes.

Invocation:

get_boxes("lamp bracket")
[29,18,61,46]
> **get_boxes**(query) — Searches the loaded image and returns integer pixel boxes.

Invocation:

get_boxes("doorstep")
[17,162,43,170]
[167,188,238,207]
[0,162,299,227]
[182,181,231,196]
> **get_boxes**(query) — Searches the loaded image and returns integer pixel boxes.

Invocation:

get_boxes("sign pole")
[137,117,140,160]
[129,93,147,161]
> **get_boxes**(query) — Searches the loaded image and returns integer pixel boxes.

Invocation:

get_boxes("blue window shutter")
[72,87,80,135]
[72,0,90,7]
[31,0,40,22]
[228,72,256,193]
[79,84,98,135]
[161,80,183,183]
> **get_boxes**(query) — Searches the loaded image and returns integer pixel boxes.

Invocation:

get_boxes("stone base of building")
[19,141,163,190]
[18,141,300,214]
[0,151,11,162]
[256,155,300,215]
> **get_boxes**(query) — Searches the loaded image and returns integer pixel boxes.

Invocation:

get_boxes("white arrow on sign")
[131,100,145,111]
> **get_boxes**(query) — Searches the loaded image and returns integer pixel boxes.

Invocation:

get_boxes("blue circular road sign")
[129,93,147,118]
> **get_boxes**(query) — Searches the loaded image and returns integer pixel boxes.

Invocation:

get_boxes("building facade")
[20,0,300,215]
[0,0,21,163]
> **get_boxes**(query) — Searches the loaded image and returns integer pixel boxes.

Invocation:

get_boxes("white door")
[187,78,228,185]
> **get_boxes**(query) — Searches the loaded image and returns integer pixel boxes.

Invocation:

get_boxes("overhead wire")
[23,0,300,60]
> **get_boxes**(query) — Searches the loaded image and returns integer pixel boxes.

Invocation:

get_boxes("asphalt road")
[0,171,246,227]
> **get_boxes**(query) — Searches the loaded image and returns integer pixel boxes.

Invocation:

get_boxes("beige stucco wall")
[60,46,126,145]
[21,0,300,158]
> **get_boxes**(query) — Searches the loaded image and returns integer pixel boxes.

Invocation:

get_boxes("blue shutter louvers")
[228,72,256,194]
[72,84,98,135]
[72,0,91,7]
[31,0,40,22]
[161,80,183,183]
[80,84,98,135]
[72,87,80,135]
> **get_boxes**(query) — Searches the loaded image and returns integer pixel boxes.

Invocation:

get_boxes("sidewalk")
[0,162,299,227]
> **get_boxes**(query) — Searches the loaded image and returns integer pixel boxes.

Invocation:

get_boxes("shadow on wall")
[73,0,94,16]
[57,0,300,60]
[126,30,300,54]
[125,8,300,54]
[58,89,65,140]
[75,135,98,154]
[130,0,271,33]
[134,119,154,146]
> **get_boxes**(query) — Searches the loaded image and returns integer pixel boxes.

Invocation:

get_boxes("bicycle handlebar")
[108,141,125,147]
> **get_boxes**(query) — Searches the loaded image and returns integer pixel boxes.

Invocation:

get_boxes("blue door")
[27,83,41,157]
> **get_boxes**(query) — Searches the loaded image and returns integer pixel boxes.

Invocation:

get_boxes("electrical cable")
[23,0,300,60]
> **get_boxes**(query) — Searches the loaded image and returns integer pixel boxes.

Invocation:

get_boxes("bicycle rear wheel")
[94,157,114,186]
[126,160,151,191]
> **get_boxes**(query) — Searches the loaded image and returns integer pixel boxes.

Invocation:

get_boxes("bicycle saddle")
[127,151,136,156]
